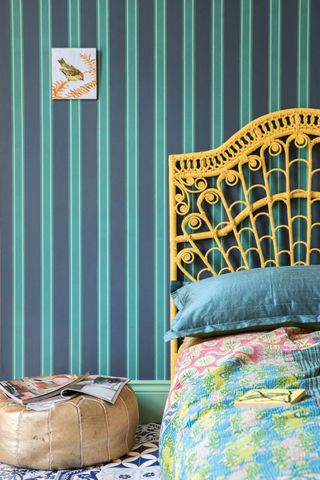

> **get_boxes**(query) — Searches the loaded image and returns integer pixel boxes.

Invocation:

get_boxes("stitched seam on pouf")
[99,399,110,459]
[16,410,23,467]
[82,397,111,460]
[68,400,84,467]
[119,395,129,452]
[47,409,52,469]
[76,396,112,461]
[76,399,84,467]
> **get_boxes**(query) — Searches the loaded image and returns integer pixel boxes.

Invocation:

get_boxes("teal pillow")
[165,265,320,341]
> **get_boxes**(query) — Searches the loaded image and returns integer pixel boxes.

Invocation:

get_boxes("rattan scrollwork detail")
[170,109,320,284]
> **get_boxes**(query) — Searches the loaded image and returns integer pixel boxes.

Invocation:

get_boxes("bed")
[160,108,320,479]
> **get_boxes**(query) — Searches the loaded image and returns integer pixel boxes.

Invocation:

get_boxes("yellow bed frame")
[169,108,320,379]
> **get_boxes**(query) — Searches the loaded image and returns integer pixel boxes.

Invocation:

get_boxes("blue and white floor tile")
[0,423,161,480]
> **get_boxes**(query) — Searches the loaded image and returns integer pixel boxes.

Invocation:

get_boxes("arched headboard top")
[170,108,320,178]
[169,107,320,284]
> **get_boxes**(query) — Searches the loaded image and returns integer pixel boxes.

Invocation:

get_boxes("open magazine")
[0,374,87,404]
[0,374,129,409]
[61,375,129,404]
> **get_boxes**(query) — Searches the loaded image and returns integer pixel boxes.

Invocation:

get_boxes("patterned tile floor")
[0,423,161,480]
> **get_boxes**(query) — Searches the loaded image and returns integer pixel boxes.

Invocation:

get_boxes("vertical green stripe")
[97,0,110,375]
[212,0,224,272]
[240,0,252,264]
[269,0,281,261]
[11,0,25,378]
[183,0,195,152]
[183,0,195,281]
[297,0,310,262]
[240,0,252,127]
[212,0,224,148]
[68,0,82,374]
[126,0,139,378]
[269,0,281,111]
[40,0,53,375]
[154,0,167,379]
[298,0,310,107]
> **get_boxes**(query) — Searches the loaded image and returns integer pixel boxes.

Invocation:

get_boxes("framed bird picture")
[52,48,97,100]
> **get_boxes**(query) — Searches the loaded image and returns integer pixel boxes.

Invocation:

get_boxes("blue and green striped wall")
[0,0,317,380]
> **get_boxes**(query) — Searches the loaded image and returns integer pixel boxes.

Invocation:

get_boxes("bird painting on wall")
[52,48,97,100]
[58,58,84,81]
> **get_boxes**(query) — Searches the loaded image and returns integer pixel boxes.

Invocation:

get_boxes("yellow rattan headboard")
[169,108,320,378]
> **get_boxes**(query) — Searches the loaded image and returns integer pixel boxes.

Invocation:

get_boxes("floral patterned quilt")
[160,327,320,479]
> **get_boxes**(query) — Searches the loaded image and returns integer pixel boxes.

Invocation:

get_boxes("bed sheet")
[160,327,320,479]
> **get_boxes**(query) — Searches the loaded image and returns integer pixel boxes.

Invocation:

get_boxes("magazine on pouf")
[0,374,129,409]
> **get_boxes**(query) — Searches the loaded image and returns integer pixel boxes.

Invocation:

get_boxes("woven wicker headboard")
[169,108,320,377]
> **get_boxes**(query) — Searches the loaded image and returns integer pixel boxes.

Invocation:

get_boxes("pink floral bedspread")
[160,328,320,479]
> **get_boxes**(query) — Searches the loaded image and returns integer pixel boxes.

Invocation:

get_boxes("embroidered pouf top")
[0,384,138,470]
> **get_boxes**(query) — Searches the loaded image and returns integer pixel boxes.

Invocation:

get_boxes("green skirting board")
[131,380,170,424]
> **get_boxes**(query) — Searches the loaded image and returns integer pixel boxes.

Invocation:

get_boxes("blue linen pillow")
[165,265,320,341]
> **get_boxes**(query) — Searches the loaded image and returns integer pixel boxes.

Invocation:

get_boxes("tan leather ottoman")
[0,384,139,470]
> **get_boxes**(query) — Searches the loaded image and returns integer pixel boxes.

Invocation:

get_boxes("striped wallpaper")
[0,0,318,381]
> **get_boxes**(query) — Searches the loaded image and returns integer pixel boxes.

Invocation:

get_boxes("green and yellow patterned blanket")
[160,327,320,479]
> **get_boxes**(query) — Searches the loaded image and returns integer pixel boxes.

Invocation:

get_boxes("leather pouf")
[0,384,138,470]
